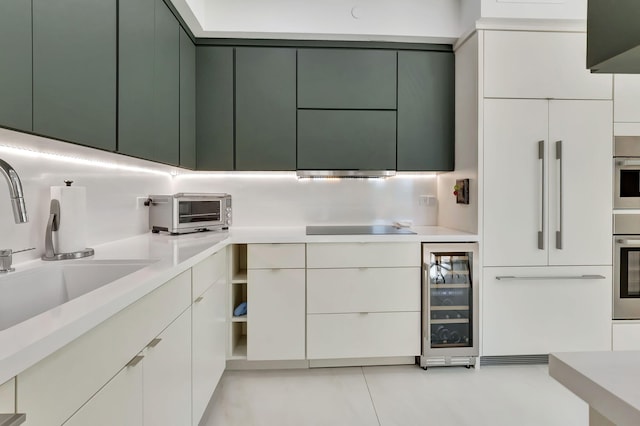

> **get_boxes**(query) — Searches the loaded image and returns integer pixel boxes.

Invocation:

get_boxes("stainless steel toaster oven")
[148,193,231,234]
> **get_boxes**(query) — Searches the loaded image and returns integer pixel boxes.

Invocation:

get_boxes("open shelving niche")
[229,244,248,359]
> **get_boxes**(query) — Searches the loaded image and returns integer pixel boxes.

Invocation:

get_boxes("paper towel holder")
[42,198,95,261]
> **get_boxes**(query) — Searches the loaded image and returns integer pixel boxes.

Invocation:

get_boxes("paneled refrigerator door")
[421,243,479,368]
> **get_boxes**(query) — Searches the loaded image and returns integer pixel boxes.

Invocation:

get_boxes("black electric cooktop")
[305,225,416,235]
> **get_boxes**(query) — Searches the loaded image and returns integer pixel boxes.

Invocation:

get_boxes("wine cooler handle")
[495,275,606,281]
[538,140,545,251]
[556,140,563,250]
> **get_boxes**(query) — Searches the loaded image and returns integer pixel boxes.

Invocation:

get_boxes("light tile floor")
[201,364,587,426]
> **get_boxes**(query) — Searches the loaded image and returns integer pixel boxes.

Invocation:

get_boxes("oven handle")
[495,275,606,281]
[617,159,640,166]
[617,239,640,245]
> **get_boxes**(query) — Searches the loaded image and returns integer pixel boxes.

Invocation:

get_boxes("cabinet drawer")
[297,110,396,171]
[307,312,420,359]
[307,243,420,268]
[17,270,191,426]
[297,49,397,109]
[192,248,226,299]
[307,268,420,313]
[247,244,305,269]
[484,31,612,100]
[482,266,611,356]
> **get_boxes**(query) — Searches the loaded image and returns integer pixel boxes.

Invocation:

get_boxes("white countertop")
[549,351,640,426]
[0,225,475,385]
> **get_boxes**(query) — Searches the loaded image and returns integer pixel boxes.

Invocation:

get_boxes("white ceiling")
[170,0,468,43]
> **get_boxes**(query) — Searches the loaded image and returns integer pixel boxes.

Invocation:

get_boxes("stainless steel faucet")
[0,158,28,223]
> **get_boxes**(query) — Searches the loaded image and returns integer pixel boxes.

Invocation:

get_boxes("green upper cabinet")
[297,110,396,170]
[179,29,196,170]
[195,47,234,171]
[32,0,116,150]
[235,47,296,171]
[0,0,32,133]
[397,51,454,171]
[297,49,397,110]
[119,0,179,166]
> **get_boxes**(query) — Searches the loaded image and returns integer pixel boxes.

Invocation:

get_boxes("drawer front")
[248,243,305,269]
[307,312,420,359]
[612,322,640,351]
[307,243,420,268]
[307,268,420,313]
[192,248,227,299]
[17,270,191,426]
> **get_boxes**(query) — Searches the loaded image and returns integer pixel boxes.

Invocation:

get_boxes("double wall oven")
[614,136,640,319]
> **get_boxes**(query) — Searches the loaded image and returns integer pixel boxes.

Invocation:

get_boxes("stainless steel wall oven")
[614,214,640,319]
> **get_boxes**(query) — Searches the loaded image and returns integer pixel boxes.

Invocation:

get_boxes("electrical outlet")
[419,195,437,206]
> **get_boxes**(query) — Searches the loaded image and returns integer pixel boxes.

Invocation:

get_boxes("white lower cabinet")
[143,309,192,426]
[482,266,612,356]
[247,268,306,360]
[63,362,143,426]
[612,321,640,351]
[307,312,421,359]
[0,378,14,413]
[192,277,226,425]
[306,243,421,361]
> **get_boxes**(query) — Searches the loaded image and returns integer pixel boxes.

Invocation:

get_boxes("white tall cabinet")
[476,28,614,357]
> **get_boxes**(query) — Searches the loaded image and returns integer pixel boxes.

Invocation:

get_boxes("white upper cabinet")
[614,74,640,123]
[483,31,612,100]
[484,98,612,267]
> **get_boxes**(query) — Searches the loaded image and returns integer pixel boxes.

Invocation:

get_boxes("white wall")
[461,0,482,34]
[172,0,462,42]
[173,173,438,227]
[481,0,587,20]
[0,129,174,263]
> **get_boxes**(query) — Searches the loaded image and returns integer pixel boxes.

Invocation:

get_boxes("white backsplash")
[0,129,173,263]
[0,128,439,264]
[174,173,438,227]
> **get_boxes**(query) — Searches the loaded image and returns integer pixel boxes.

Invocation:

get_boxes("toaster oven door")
[177,199,221,225]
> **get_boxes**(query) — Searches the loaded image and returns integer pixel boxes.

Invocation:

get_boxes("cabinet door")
[151,0,180,165]
[179,28,196,169]
[144,308,191,426]
[482,266,612,356]
[247,269,305,360]
[0,0,32,132]
[297,110,396,170]
[297,49,397,109]
[192,279,226,426]
[119,0,154,161]
[397,51,454,171]
[119,0,179,165]
[612,322,640,351]
[235,47,296,171]
[33,0,116,150]
[484,31,612,100]
[63,363,142,426]
[548,100,612,266]
[483,99,549,267]
[196,46,234,170]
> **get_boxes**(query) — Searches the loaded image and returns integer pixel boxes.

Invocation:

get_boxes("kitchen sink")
[0,259,156,331]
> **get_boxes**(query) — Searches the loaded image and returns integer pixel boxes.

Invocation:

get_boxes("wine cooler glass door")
[428,251,473,349]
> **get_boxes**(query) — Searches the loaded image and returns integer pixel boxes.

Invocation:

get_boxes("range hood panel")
[587,0,640,73]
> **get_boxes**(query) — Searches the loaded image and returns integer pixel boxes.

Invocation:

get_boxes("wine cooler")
[420,243,479,369]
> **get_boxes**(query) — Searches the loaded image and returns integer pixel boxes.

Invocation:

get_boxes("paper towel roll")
[51,184,88,253]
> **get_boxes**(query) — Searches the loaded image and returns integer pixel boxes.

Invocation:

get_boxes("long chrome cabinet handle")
[538,140,545,250]
[556,140,563,250]
[495,275,606,281]
[617,239,640,245]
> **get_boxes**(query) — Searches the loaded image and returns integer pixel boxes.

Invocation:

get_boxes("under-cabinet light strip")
[0,144,172,176]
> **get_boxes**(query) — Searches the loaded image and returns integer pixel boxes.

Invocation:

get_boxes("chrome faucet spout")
[0,158,28,223]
